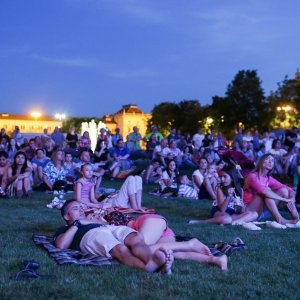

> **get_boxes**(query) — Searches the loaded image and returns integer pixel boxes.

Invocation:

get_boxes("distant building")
[0,113,62,135]
[103,104,151,140]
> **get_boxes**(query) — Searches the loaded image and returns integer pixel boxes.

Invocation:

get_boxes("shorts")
[79,225,137,258]
[131,214,175,238]
[210,206,235,218]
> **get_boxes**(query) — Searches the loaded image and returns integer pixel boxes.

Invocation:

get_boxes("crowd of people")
[2,124,300,274]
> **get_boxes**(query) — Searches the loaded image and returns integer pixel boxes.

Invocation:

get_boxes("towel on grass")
[32,234,118,266]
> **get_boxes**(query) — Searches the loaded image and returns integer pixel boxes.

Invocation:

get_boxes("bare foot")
[189,238,212,256]
[159,248,174,275]
[213,255,228,271]
[145,248,173,274]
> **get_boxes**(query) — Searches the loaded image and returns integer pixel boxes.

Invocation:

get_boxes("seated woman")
[78,131,92,152]
[158,160,179,197]
[189,166,258,226]
[244,154,299,225]
[6,151,32,198]
[42,149,72,191]
[140,159,162,184]
[269,139,288,177]
[192,158,218,201]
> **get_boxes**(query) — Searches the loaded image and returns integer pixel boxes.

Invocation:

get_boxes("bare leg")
[124,232,152,263]
[189,211,232,225]
[204,178,216,200]
[173,251,227,271]
[138,218,167,245]
[150,238,212,256]
[231,211,258,224]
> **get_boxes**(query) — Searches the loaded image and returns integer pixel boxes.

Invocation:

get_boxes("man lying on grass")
[55,199,173,274]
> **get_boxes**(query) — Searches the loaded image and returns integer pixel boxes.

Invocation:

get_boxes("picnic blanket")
[32,234,118,266]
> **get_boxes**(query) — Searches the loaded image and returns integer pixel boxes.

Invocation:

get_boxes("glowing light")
[31,111,41,118]
[55,113,66,121]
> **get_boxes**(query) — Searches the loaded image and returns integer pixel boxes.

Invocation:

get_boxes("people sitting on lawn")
[31,148,51,186]
[140,159,162,184]
[42,149,72,192]
[6,151,32,198]
[189,166,258,227]
[158,160,179,197]
[75,163,145,211]
[161,140,183,167]
[109,139,133,179]
[192,158,218,201]
[269,139,288,177]
[152,138,169,167]
[55,199,174,274]
[243,154,299,225]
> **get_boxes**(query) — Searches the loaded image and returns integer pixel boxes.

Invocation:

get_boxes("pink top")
[75,178,96,205]
[243,172,289,204]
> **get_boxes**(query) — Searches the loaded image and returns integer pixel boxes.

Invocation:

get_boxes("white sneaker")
[285,220,300,229]
[241,222,262,231]
[266,221,287,229]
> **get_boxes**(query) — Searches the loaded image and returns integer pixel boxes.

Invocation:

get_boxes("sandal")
[212,241,233,256]
[231,237,247,251]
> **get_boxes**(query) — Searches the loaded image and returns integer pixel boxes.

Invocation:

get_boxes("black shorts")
[210,206,235,218]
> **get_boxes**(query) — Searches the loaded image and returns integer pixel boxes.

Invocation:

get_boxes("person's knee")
[125,232,144,246]
[250,211,259,220]
[110,244,131,261]
[222,215,232,224]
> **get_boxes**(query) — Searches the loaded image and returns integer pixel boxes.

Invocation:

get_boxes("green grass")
[1,179,300,300]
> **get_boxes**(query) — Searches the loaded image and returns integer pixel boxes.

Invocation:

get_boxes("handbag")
[232,191,245,214]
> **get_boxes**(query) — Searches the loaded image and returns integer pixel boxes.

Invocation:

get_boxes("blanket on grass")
[32,234,118,266]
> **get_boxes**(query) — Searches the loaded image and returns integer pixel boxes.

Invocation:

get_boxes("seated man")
[55,199,173,274]
[110,139,133,178]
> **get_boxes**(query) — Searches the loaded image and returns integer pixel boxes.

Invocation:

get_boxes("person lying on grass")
[189,166,258,226]
[243,154,299,225]
[55,199,173,274]
[56,200,228,271]
[75,163,145,211]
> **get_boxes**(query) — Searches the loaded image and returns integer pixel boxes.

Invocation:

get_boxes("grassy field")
[1,179,300,300]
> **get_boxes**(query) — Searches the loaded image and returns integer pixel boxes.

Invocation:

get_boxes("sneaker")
[285,220,300,229]
[266,221,287,229]
[241,222,262,231]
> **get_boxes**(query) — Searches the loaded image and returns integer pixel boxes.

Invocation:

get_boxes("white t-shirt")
[192,133,204,150]
[192,169,204,191]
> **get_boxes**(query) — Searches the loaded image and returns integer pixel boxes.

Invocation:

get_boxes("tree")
[147,100,206,136]
[211,70,269,135]
[268,74,300,128]
[147,102,179,136]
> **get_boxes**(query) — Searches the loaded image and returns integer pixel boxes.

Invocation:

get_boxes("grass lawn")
[1,178,300,300]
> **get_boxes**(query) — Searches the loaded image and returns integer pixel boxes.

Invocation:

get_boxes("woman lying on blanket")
[86,209,228,270]
[75,163,145,211]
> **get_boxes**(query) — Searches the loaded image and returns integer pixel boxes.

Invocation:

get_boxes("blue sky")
[0,0,299,117]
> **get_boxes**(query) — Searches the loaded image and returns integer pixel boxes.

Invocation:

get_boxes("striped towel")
[32,234,118,266]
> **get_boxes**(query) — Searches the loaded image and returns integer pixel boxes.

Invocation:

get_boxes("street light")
[277,105,294,112]
[31,111,41,120]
